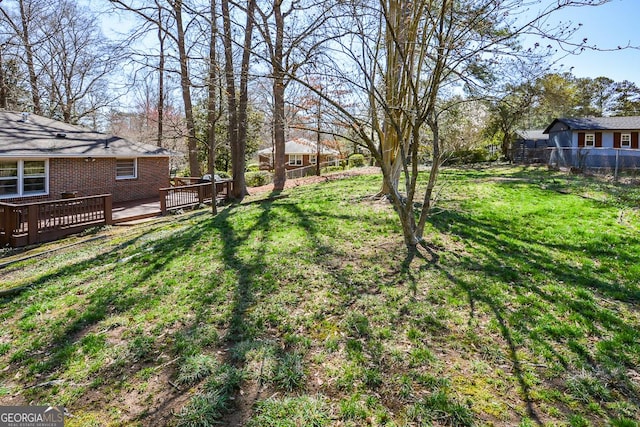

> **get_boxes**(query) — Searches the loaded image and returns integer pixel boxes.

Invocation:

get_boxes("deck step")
[112,211,161,225]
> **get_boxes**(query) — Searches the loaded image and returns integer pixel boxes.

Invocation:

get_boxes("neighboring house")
[544,116,640,170]
[257,138,341,170]
[0,110,172,203]
[511,129,548,164]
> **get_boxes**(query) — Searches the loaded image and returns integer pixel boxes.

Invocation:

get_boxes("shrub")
[348,154,366,168]
[444,148,488,165]
[245,171,272,187]
[246,163,260,172]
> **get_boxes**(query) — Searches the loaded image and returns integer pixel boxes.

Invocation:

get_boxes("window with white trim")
[621,133,631,148]
[23,161,46,194]
[288,154,303,166]
[584,134,595,147]
[116,158,137,179]
[0,160,48,198]
[310,154,317,165]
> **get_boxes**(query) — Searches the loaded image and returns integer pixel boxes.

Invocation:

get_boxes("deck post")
[197,184,204,205]
[27,205,38,244]
[104,195,113,225]
[159,189,167,215]
[1,204,13,245]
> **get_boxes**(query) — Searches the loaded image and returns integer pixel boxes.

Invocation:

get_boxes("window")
[288,154,303,166]
[0,161,18,197]
[621,133,631,148]
[310,155,317,165]
[23,161,46,194]
[584,134,595,147]
[116,158,137,179]
[0,160,47,198]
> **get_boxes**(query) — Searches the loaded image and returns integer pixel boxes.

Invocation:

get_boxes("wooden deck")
[112,198,162,224]
[0,180,233,247]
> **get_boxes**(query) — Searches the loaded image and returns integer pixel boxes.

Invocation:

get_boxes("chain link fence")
[511,146,640,177]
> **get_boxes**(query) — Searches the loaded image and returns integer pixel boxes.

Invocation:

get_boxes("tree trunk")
[221,0,238,174]
[233,0,255,199]
[157,5,165,147]
[0,47,7,109]
[208,0,219,214]
[378,0,407,196]
[174,0,200,177]
[316,92,322,176]
[272,0,286,191]
[18,0,41,114]
[221,0,252,200]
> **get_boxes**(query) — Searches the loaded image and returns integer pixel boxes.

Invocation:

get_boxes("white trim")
[621,133,632,148]
[288,154,303,166]
[116,158,137,180]
[584,133,595,147]
[0,159,49,199]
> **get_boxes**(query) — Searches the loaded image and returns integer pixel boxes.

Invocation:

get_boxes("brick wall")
[4,157,169,203]
[51,157,170,202]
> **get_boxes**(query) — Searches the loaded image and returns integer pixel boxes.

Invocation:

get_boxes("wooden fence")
[0,194,112,247]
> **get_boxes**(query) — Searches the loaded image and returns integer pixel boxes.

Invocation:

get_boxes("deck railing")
[0,194,112,247]
[159,179,232,214]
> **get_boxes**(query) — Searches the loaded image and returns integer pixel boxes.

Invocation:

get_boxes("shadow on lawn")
[210,195,347,424]
[213,192,358,342]
[0,219,215,407]
[427,197,640,422]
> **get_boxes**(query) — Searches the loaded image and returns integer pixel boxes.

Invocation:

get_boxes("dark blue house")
[511,129,548,163]
[544,116,640,170]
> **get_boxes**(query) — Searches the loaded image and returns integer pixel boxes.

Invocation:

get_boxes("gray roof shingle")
[0,110,171,158]
[257,137,340,156]
[516,129,548,141]
[544,116,640,133]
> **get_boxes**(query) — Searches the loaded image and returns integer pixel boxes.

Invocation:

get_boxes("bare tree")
[294,0,615,249]
[109,0,203,175]
[253,0,334,191]
[207,0,224,213]
[0,41,26,109]
[0,0,46,114]
[1,0,123,123]
[39,1,121,123]
[220,0,255,199]
[156,2,168,147]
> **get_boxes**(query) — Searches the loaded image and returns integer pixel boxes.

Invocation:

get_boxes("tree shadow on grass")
[426,203,640,423]
[0,219,214,398]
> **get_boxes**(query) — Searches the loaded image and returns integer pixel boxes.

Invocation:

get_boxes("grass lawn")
[0,165,639,426]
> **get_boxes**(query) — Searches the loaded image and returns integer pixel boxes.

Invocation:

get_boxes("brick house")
[0,111,172,203]
[257,137,341,170]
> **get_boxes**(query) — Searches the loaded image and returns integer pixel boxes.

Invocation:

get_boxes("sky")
[533,0,640,82]
[95,0,639,83]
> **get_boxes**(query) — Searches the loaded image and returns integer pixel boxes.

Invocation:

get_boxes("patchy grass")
[1,165,639,426]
